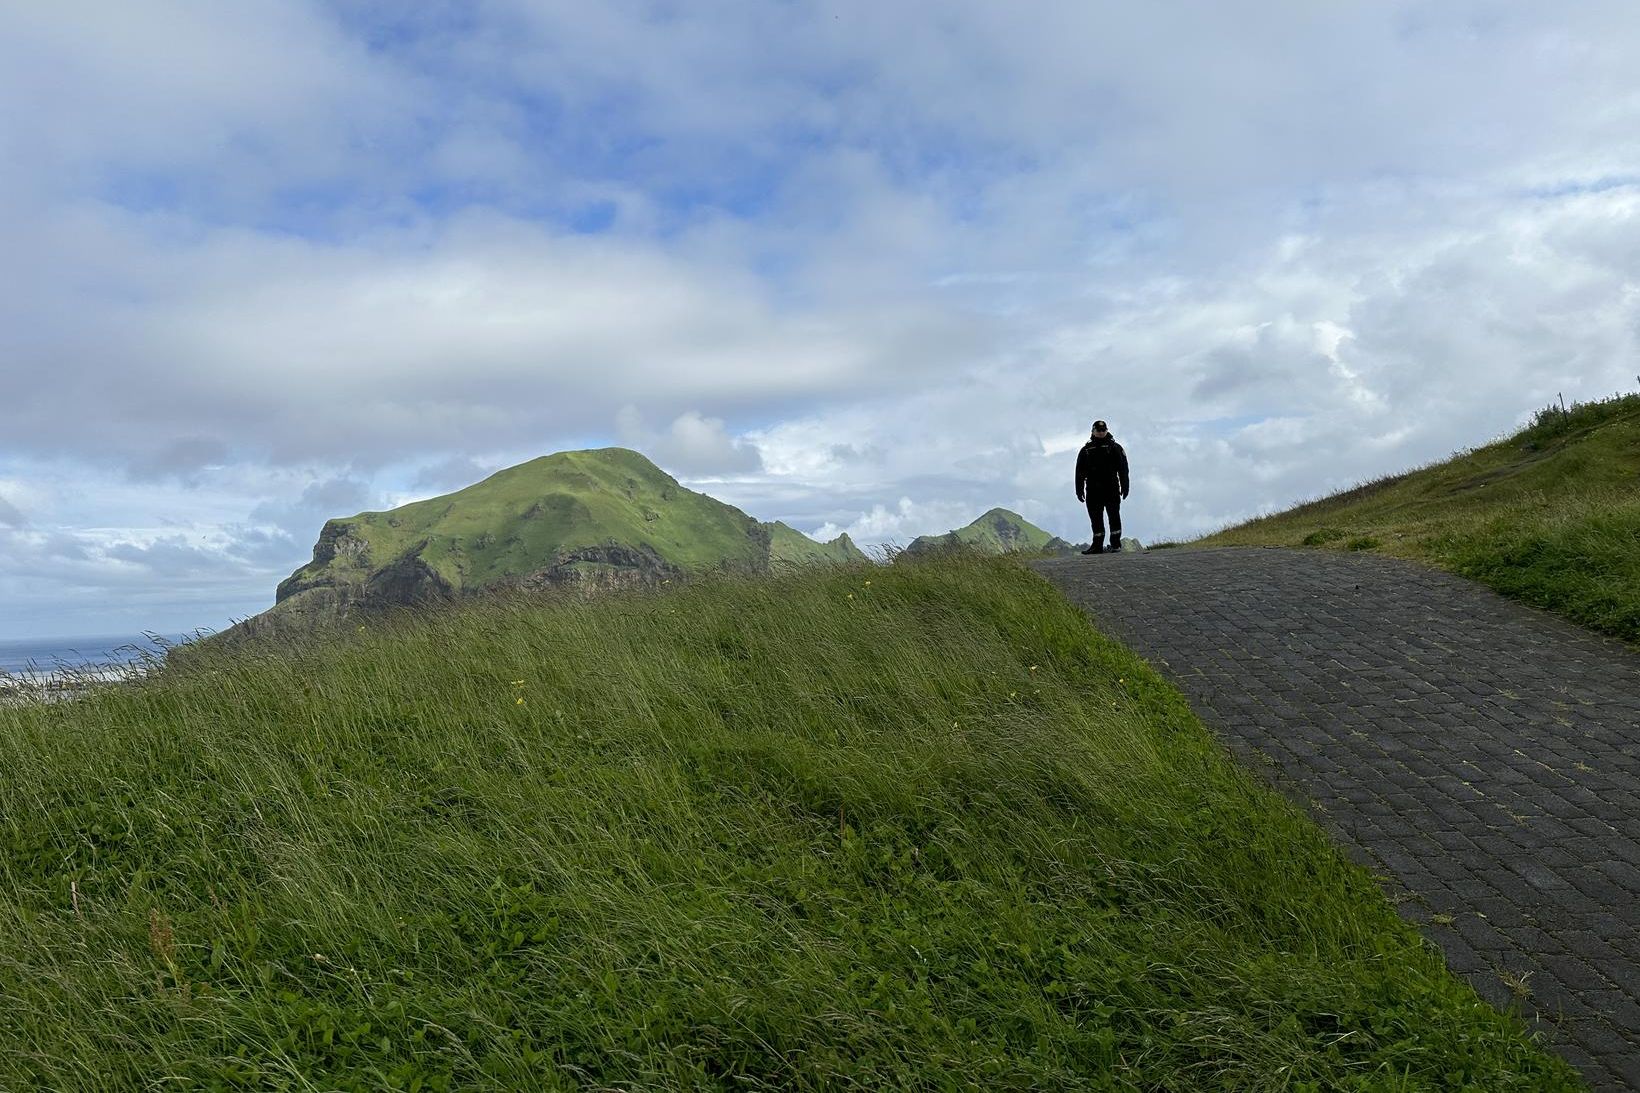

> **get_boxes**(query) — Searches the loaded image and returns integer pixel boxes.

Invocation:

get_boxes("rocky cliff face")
[515,543,685,591]
[274,521,371,603]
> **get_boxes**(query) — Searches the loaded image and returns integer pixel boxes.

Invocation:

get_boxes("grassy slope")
[412,448,766,584]
[765,522,867,567]
[1201,393,1640,642]
[0,559,1573,1090]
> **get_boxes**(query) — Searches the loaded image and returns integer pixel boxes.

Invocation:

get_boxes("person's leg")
[1106,493,1123,550]
[1085,495,1105,552]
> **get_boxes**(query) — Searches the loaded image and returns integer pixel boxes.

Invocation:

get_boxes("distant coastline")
[0,634,174,681]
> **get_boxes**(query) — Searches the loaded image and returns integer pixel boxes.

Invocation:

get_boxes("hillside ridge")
[1200,391,1640,642]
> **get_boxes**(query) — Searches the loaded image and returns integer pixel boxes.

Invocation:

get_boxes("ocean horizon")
[0,633,187,678]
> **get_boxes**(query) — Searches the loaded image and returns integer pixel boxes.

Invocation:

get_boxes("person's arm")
[1075,448,1088,502]
[1118,446,1130,499]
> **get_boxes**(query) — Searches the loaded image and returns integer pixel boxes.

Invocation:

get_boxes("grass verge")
[0,557,1578,1090]
[1201,392,1640,644]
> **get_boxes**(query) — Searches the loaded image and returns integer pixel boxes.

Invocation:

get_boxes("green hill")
[900,507,1079,558]
[766,520,867,567]
[1201,392,1640,642]
[259,448,865,631]
[0,557,1573,1088]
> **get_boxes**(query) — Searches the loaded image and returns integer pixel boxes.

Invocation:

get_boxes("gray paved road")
[1032,547,1640,1091]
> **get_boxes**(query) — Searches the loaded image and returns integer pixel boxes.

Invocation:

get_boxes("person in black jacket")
[1075,420,1129,554]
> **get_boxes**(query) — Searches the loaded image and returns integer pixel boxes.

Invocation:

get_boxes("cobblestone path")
[1032,547,1640,1091]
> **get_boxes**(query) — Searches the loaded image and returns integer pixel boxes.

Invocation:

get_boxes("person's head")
[1091,419,1109,439]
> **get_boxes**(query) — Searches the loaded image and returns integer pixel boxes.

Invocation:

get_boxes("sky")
[3,1,1639,640]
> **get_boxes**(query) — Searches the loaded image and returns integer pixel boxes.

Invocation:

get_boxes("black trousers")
[1087,492,1122,547]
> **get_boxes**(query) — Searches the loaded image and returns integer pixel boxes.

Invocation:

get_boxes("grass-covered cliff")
[900,507,1079,558]
[0,557,1573,1089]
[265,447,864,629]
[1202,392,1640,643]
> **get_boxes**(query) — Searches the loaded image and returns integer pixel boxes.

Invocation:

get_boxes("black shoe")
[1081,544,1102,555]
[1107,539,1123,553]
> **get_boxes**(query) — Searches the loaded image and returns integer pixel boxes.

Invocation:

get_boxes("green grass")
[1201,392,1640,643]
[0,558,1576,1090]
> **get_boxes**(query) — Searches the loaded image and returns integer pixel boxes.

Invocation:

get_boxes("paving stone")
[1570,815,1621,839]
[1446,876,1502,904]
[1615,1054,1640,1092]
[1437,941,1489,976]
[1455,913,1510,952]
[1573,1026,1640,1093]
[1033,547,1640,1089]
[1569,870,1635,906]
[1601,994,1640,1034]
[1597,859,1640,890]
[1539,952,1617,992]
[1553,1042,1601,1081]
[1510,859,1573,892]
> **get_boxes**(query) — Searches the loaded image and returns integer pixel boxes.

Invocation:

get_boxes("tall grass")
[1520,391,1640,447]
[0,558,1575,1090]
[1432,489,1640,640]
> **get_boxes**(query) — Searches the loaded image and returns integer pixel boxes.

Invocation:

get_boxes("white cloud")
[248,476,374,535]
[813,497,988,546]
[616,407,763,476]
[0,519,292,639]
[0,207,973,469]
[0,3,417,214]
[410,455,505,494]
[746,183,1640,546]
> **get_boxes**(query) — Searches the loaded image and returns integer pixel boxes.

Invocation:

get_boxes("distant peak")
[539,446,658,466]
[976,507,1025,523]
[505,446,675,481]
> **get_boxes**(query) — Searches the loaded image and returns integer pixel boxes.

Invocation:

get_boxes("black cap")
[1092,420,1107,431]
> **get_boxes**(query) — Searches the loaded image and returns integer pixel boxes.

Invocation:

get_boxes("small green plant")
[1301,527,1347,546]
[1499,968,1535,1001]
[1346,535,1381,551]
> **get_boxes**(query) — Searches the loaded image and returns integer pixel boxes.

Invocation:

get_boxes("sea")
[0,634,179,680]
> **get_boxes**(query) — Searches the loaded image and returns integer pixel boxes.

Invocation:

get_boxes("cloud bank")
[2,1,1638,636]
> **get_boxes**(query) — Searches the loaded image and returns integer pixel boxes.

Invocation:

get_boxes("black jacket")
[1076,435,1129,499]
